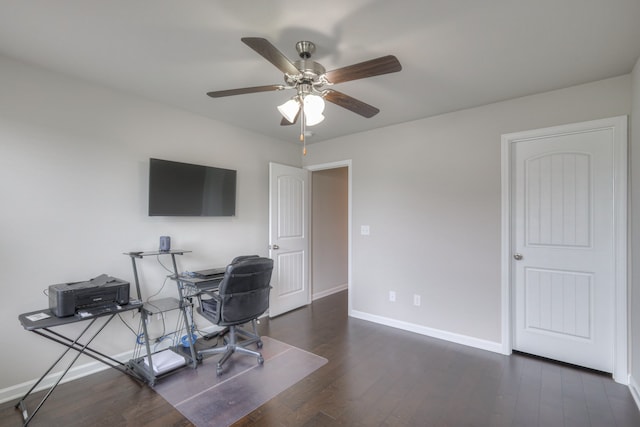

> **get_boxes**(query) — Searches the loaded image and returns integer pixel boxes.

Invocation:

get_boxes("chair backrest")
[217,256,274,325]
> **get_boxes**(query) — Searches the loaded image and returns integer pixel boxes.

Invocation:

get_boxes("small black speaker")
[159,236,171,251]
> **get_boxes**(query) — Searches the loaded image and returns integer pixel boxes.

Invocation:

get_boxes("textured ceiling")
[0,0,639,144]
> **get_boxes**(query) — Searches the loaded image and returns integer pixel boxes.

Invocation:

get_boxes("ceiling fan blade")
[207,84,284,98]
[324,55,402,84]
[280,110,300,126]
[241,37,300,76]
[324,90,380,118]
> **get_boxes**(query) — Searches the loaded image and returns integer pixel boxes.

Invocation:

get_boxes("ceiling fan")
[206,37,402,153]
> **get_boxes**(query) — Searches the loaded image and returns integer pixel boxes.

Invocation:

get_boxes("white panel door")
[268,162,310,317]
[512,123,617,372]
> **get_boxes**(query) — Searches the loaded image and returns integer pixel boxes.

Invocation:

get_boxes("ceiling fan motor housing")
[288,59,326,84]
[284,41,327,90]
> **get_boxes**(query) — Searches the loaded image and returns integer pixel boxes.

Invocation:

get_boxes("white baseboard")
[349,309,503,354]
[0,324,222,405]
[630,375,640,412]
[312,283,348,301]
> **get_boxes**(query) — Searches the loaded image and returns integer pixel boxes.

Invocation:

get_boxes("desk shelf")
[142,297,182,314]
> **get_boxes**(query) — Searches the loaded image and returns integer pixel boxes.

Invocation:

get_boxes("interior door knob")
[270,244,280,250]
[513,253,523,260]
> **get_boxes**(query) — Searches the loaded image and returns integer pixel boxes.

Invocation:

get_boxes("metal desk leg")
[175,281,199,368]
[16,317,108,426]
[171,254,199,368]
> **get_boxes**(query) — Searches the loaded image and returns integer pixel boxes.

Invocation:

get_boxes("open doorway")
[307,161,351,310]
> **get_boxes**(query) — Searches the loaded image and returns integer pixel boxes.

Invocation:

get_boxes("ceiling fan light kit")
[207,37,402,154]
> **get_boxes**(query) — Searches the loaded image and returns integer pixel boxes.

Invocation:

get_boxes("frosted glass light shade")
[303,94,324,115]
[305,112,325,126]
[277,99,300,123]
[303,94,325,126]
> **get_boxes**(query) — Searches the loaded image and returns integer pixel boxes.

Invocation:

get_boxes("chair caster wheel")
[257,340,263,349]
[257,356,264,365]
[216,366,223,376]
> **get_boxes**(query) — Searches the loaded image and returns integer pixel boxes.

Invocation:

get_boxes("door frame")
[306,160,352,315]
[500,116,628,384]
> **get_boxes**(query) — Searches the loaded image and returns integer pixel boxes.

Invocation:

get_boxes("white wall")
[0,54,300,393]
[303,75,632,347]
[630,57,640,402]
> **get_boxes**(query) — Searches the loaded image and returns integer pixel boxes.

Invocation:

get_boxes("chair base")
[198,320,264,375]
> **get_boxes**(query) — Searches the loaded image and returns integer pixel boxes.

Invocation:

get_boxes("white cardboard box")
[143,349,186,374]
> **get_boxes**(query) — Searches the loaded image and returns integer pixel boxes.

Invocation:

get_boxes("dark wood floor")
[3,290,639,426]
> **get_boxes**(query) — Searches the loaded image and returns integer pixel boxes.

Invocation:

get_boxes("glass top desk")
[16,300,143,426]
[173,272,225,295]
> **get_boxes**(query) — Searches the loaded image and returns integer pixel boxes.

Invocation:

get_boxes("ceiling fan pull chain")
[300,105,307,155]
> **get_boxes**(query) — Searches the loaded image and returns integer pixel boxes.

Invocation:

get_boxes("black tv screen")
[148,158,236,216]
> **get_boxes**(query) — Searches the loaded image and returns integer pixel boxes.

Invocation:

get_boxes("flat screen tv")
[148,158,236,216]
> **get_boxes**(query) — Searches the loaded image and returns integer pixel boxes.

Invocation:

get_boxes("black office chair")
[196,256,273,375]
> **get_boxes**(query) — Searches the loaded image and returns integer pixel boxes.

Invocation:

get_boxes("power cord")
[156,254,175,274]
[117,313,139,337]
[140,300,167,339]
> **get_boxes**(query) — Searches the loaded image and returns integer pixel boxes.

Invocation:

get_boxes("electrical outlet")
[413,294,421,306]
[389,291,396,302]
